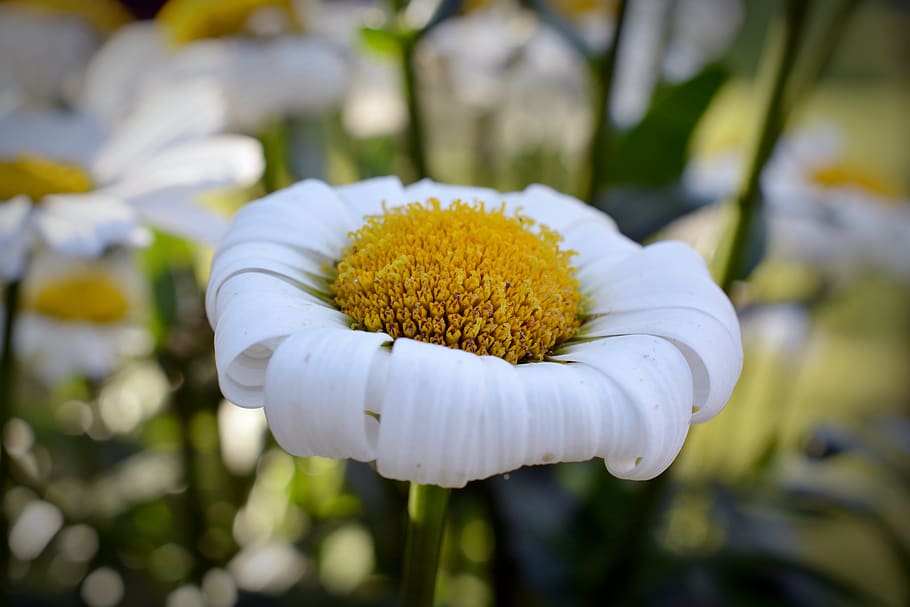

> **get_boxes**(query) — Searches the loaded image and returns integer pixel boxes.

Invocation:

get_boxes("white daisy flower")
[0,0,132,108]
[682,125,910,282]
[206,177,742,488]
[0,81,264,280]
[11,248,150,384]
[79,0,351,133]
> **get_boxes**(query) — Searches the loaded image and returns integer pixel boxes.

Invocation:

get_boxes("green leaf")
[607,63,729,187]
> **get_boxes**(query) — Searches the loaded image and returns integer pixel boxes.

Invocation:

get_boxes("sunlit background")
[1,0,908,606]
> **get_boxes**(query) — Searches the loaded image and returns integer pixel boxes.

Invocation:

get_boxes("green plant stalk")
[401,36,430,180]
[401,483,450,607]
[783,0,857,116]
[261,119,294,193]
[713,0,812,294]
[582,0,629,205]
[0,279,22,598]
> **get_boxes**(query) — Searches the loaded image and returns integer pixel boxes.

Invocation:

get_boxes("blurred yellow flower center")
[5,0,132,32]
[158,0,295,45]
[332,199,582,364]
[0,155,93,201]
[30,273,129,323]
[808,161,902,199]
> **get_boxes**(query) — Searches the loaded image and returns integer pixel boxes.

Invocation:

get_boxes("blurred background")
[0,0,908,605]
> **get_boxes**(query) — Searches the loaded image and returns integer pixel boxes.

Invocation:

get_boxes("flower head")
[80,0,350,132]
[0,82,264,279]
[207,178,742,487]
[9,248,150,383]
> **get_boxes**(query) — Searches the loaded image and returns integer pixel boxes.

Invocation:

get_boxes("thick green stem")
[583,0,629,205]
[1,279,22,596]
[401,483,450,607]
[401,37,430,180]
[260,119,294,192]
[713,0,812,294]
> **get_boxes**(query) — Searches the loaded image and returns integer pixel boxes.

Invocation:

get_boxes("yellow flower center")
[5,0,133,33]
[332,199,582,364]
[0,155,93,201]
[157,0,295,45]
[808,161,903,199]
[29,273,129,323]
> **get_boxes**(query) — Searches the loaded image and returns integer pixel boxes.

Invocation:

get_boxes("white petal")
[217,180,355,260]
[0,196,34,280]
[34,194,149,257]
[334,175,404,222]
[206,241,329,323]
[0,108,103,165]
[212,272,349,407]
[401,179,503,208]
[376,338,529,488]
[552,335,694,480]
[514,361,605,466]
[504,184,610,232]
[92,80,226,183]
[580,240,741,421]
[107,135,264,198]
[127,186,230,246]
[264,328,390,461]
[77,23,168,124]
[561,219,639,270]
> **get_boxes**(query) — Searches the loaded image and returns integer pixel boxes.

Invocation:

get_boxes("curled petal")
[562,219,639,270]
[213,272,349,407]
[504,184,611,233]
[217,180,354,260]
[553,335,694,480]
[264,328,391,462]
[581,241,742,422]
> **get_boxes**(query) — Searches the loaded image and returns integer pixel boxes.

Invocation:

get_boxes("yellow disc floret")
[332,199,582,364]
[30,273,129,323]
[809,160,903,199]
[0,155,93,201]
[157,0,295,45]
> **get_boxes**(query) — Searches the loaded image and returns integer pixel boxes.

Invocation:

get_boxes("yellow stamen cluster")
[157,0,295,45]
[0,155,93,201]
[809,161,902,199]
[332,199,582,364]
[30,274,129,324]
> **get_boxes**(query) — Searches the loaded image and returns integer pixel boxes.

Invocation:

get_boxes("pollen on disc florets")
[331,198,583,364]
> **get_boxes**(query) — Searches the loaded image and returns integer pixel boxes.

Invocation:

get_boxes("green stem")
[260,119,294,192]
[401,36,430,180]
[401,483,450,607]
[583,0,629,205]
[713,0,812,294]
[783,0,857,115]
[1,279,21,597]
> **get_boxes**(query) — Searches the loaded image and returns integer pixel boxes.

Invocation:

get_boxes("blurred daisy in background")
[207,177,742,487]
[10,248,150,384]
[0,0,133,110]
[80,0,351,133]
[0,81,264,280]
[680,124,910,285]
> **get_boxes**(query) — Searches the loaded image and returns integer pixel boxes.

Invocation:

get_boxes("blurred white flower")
[422,5,591,161]
[0,82,264,279]
[682,125,910,283]
[612,0,743,126]
[207,177,742,487]
[12,248,150,383]
[80,0,351,132]
[0,0,132,108]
